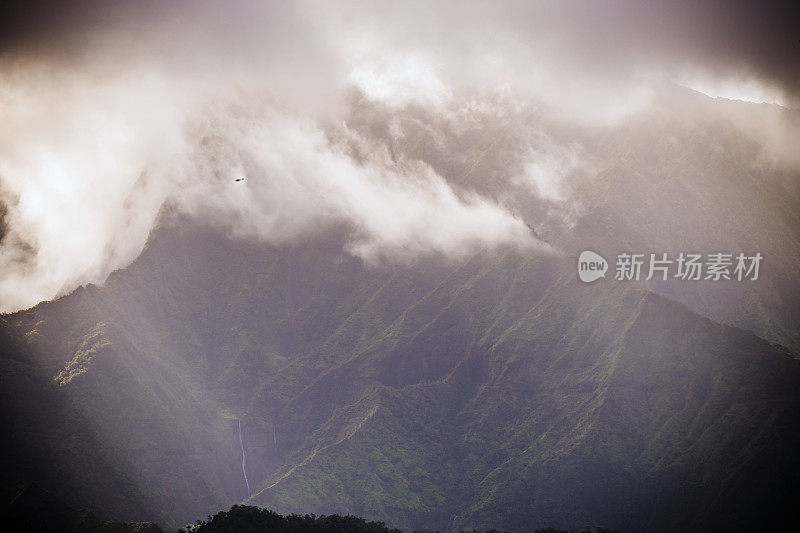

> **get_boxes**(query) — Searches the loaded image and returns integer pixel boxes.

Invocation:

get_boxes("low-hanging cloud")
[176,98,537,262]
[0,66,185,311]
[0,61,539,312]
[0,0,797,312]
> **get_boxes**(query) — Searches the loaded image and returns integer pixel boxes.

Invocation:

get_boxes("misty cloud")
[0,0,796,312]
[177,97,538,262]
[513,139,591,202]
[0,62,541,312]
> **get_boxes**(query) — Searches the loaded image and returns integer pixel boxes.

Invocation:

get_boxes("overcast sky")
[2,1,798,104]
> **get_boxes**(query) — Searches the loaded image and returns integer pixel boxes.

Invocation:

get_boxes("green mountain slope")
[4,223,797,531]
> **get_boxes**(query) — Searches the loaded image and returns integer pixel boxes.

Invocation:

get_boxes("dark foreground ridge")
[2,488,617,533]
[1,483,162,533]
[179,504,618,533]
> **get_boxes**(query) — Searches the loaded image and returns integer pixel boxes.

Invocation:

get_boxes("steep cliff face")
[2,222,797,531]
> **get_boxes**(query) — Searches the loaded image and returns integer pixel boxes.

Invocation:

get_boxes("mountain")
[340,85,800,354]
[0,233,245,528]
[0,87,798,532]
[1,483,162,533]
[2,222,798,532]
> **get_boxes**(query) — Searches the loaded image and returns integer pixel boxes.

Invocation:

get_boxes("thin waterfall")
[238,418,251,495]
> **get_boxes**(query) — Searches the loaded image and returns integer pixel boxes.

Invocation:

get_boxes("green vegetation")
[2,230,799,531]
[1,483,162,533]
[179,505,618,533]
[179,505,400,533]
